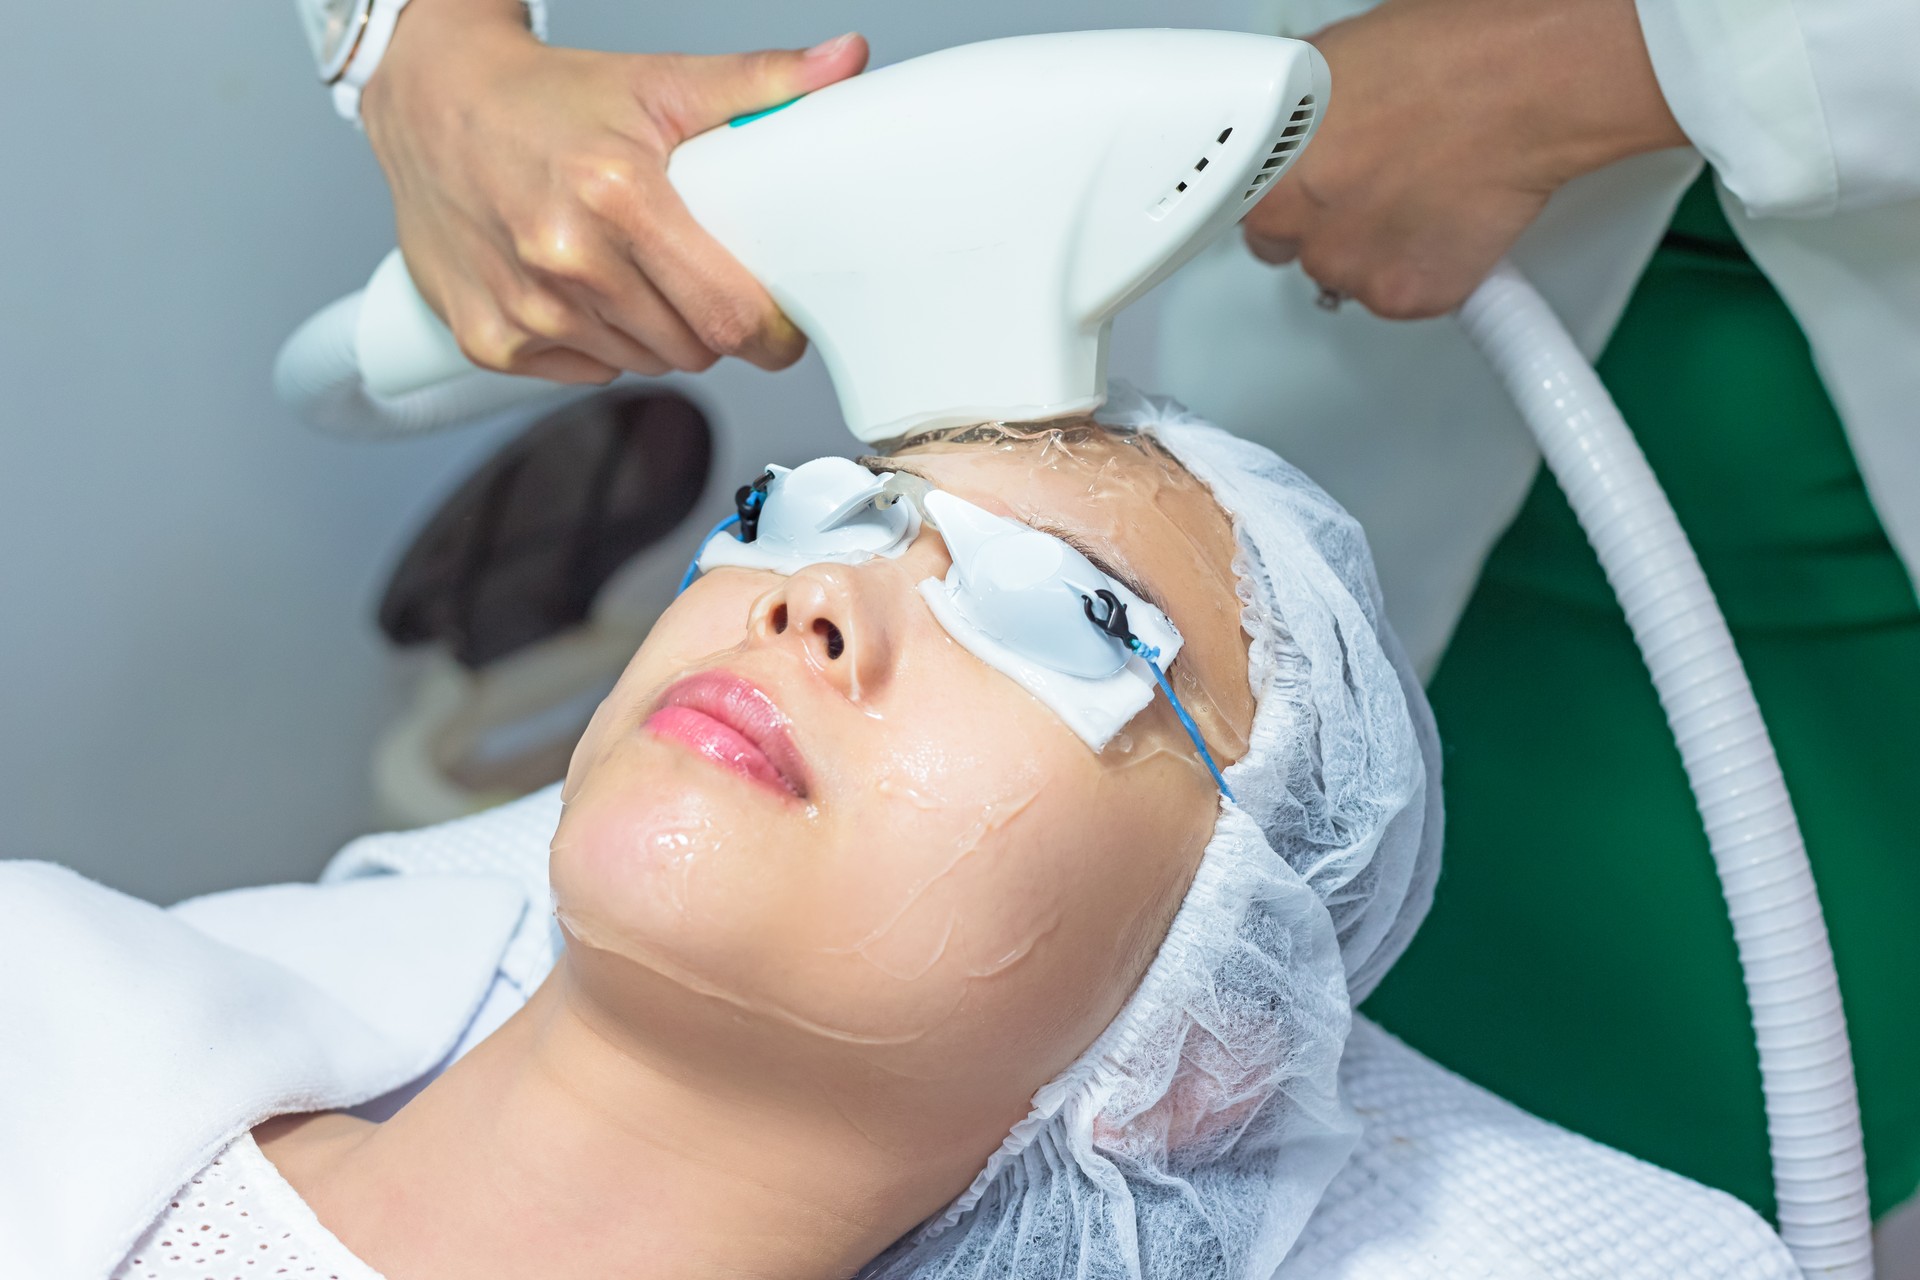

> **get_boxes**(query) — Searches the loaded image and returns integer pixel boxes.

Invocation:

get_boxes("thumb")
[652,34,869,142]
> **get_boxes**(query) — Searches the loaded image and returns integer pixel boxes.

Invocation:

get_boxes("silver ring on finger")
[1315,286,1345,312]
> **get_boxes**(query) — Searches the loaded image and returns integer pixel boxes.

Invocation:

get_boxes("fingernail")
[805,32,857,62]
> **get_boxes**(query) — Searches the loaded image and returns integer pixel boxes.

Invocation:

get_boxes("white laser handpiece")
[275,30,1329,443]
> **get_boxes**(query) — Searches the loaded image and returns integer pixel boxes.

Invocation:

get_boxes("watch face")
[300,0,371,80]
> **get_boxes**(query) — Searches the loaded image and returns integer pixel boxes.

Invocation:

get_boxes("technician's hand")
[1242,0,1687,319]
[361,0,868,382]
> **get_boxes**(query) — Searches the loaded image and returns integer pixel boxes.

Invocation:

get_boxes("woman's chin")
[550,782,807,980]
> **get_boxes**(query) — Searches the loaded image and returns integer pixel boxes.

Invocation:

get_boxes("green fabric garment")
[1362,174,1920,1221]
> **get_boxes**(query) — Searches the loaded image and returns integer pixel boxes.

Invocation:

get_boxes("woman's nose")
[749,565,893,700]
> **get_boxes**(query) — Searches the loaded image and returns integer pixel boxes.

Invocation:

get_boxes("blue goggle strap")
[676,478,770,595]
[1137,644,1236,802]
[676,511,742,595]
[1080,589,1234,802]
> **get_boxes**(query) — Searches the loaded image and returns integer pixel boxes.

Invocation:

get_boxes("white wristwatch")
[297,0,549,124]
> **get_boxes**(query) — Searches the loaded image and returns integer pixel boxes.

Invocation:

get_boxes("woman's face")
[552,425,1253,1103]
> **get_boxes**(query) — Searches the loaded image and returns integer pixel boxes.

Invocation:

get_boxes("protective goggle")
[678,457,1232,799]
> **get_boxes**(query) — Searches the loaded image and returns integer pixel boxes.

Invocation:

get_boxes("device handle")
[355,250,478,397]
[272,256,568,439]
[272,249,572,438]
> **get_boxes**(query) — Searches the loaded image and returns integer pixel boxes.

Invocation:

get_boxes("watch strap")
[331,0,549,124]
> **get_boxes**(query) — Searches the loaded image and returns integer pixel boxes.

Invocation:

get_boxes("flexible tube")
[273,290,575,437]
[1457,260,1874,1279]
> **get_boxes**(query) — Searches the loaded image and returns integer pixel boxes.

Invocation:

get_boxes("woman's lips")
[644,670,810,800]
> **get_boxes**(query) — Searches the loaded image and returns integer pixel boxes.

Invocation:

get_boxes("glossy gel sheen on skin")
[549,419,1247,1058]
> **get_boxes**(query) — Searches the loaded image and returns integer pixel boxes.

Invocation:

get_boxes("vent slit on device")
[1150,121,1241,220]
[1243,94,1316,201]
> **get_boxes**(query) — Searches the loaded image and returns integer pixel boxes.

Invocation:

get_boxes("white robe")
[0,862,527,1280]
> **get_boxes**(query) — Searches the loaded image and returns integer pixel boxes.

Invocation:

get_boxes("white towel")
[0,861,524,1280]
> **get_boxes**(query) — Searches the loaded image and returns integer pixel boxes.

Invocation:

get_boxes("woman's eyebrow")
[1028,520,1167,615]
[860,456,1167,613]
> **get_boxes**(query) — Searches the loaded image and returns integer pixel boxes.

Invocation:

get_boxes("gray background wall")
[0,1,1266,904]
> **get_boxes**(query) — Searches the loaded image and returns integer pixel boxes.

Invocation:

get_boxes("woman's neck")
[261,954,977,1280]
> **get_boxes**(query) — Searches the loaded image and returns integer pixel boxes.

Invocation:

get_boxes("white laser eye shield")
[682,458,1231,797]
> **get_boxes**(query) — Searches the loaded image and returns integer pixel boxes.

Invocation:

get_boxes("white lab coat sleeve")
[1635,0,1920,217]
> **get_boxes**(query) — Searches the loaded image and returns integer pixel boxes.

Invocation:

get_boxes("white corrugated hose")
[273,289,573,438]
[1457,260,1874,1280]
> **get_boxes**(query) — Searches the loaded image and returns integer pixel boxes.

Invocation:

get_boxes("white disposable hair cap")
[862,386,1443,1280]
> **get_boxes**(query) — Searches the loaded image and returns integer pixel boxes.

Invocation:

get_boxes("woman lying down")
[4,393,1442,1280]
